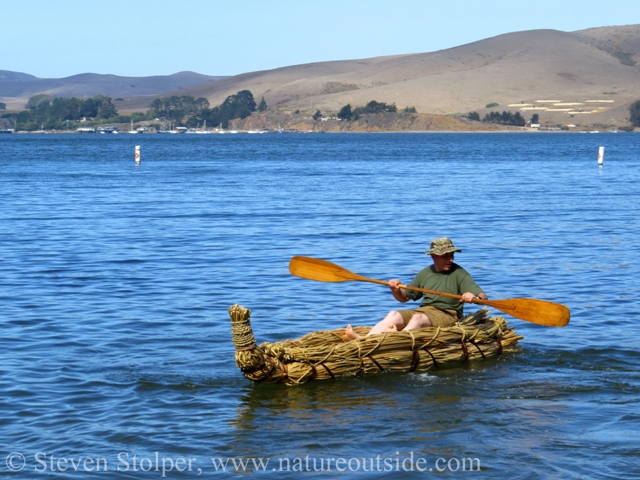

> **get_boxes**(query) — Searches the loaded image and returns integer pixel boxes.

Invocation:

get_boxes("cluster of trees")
[629,100,640,127]
[149,90,260,128]
[149,96,210,123]
[482,110,525,126]
[2,90,262,131]
[200,90,257,128]
[3,94,120,130]
[466,110,527,126]
[336,101,399,121]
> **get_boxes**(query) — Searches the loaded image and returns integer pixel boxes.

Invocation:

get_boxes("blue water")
[1,133,639,478]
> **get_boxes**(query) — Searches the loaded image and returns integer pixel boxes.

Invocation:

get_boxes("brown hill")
[121,25,640,129]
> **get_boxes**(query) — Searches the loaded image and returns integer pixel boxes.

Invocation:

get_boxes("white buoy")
[135,145,141,164]
[598,146,604,165]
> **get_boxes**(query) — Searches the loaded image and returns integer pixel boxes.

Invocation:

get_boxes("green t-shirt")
[404,263,482,318]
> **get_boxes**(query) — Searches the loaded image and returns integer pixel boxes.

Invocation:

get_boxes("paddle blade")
[481,297,570,327]
[289,256,362,283]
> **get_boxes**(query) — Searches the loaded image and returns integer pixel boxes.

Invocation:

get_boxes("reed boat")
[229,304,523,386]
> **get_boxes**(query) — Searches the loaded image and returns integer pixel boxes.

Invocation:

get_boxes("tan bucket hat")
[425,237,462,255]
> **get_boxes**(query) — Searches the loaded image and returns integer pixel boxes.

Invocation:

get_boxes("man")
[345,237,487,340]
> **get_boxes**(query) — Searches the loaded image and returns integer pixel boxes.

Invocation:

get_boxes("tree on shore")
[629,100,640,127]
[195,90,258,128]
[258,97,267,112]
[149,95,209,123]
[482,110,525,126]
[354,100,397,115]
[26,94,53,110]
[149,92,259,128]
[337,100,398,121]
[338,104,354,121]
[213,90,256,125]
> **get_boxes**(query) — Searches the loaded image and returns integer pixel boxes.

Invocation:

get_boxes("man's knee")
[407,313,431,328]
[385,311,405,326]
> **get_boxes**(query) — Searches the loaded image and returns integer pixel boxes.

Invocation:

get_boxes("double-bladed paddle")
[288,256,570,327]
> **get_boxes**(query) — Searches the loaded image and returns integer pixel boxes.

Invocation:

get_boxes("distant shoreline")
[4,128,632,135]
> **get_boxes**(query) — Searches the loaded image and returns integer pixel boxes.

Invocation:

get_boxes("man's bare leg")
[345,311,404,340]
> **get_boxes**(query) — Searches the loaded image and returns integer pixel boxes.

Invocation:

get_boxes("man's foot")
[345,324,362,340]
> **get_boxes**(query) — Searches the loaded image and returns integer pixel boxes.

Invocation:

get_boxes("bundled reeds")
[229,304,523,386]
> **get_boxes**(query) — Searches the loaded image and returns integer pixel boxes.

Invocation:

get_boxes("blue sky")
[3,0,639,78]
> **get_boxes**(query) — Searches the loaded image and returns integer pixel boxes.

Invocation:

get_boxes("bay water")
[1,132,639,478]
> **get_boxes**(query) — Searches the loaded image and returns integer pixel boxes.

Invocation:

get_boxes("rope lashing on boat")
[460,338,470,362]
[421,346,439,368]
[318,362,335,379]
[468,340,486,359]
[229,304,257,350]
[410,349,421,372]
[253,359,284,384]
[407,330,421,372]
[369,356,384,372]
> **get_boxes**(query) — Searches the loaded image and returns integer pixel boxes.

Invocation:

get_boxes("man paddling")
[345,237,487,340]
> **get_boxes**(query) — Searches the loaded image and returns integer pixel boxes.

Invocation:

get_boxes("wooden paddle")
[289,256,570,327]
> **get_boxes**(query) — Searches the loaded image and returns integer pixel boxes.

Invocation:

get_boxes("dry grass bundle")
[229,304,523,386]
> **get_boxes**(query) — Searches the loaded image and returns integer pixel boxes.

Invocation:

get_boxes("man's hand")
[461,292,485,303]
[389,279,402,292]
[389,279,409,302]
